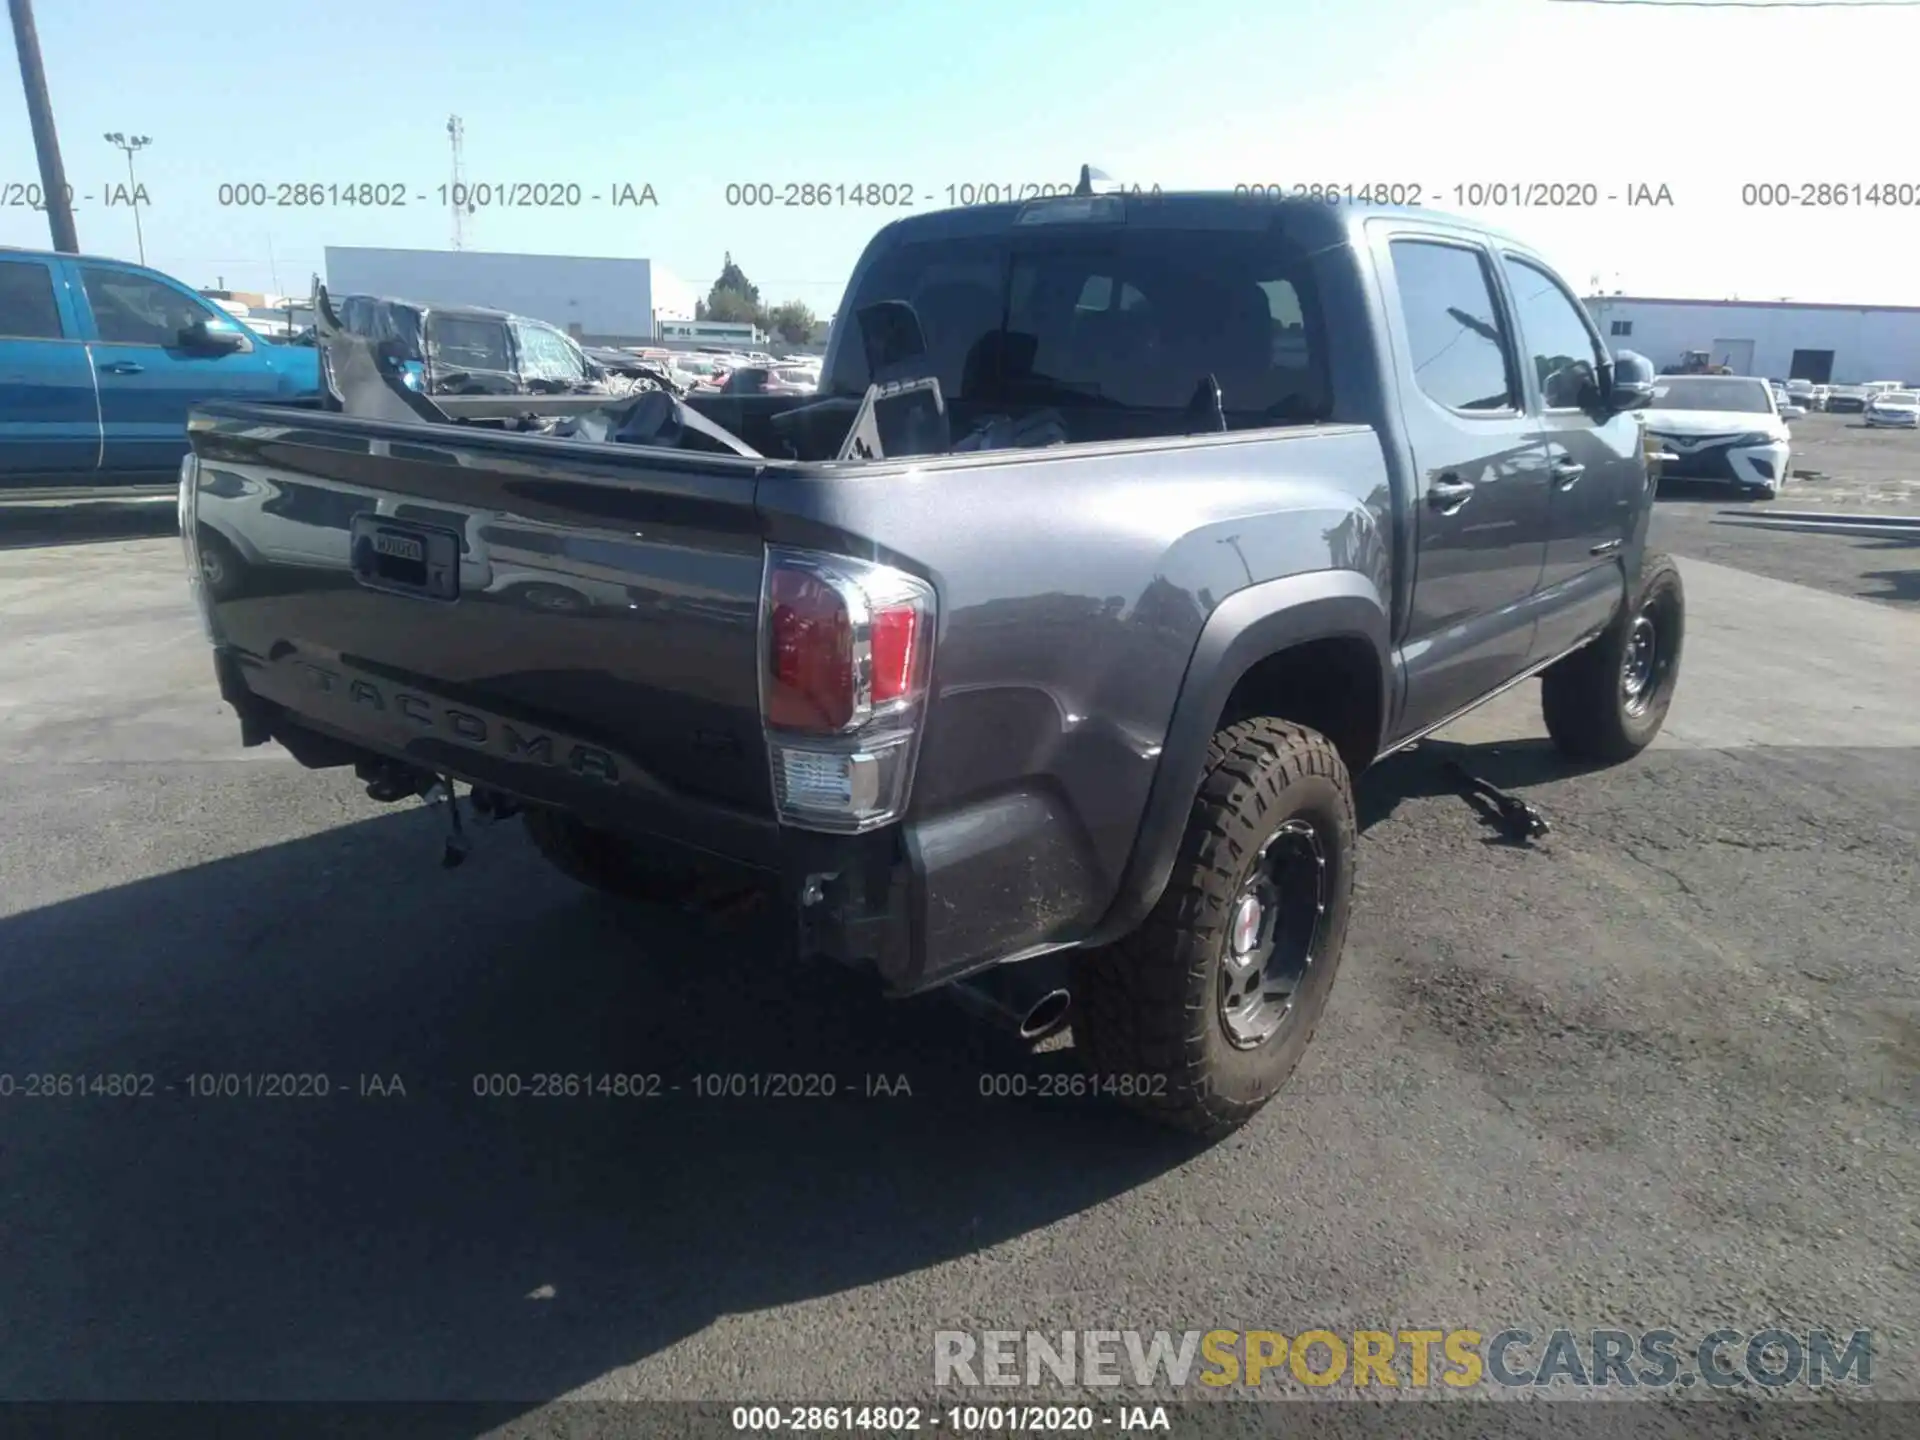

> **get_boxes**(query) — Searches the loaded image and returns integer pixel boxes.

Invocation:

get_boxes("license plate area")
[350,515,461,601]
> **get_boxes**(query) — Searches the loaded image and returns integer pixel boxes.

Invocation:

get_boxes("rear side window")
[1388,240,1516,413]
[1501,256,1604,409]
[830,226,1330,432]
[0,259,64,339]
[428,317,511,373]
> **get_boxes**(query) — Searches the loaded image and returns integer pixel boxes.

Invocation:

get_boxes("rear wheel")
[1071,719,1357,1138]
[1541,551,1685,763]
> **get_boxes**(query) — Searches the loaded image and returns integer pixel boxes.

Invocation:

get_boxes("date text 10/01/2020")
[731,1406,1172,1432]
[717,181,1678,208]
[212,182,659,209]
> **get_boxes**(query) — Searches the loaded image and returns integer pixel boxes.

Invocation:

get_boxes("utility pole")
[446,115,473,250]
[8,0,79,252]
[103,131,150,264]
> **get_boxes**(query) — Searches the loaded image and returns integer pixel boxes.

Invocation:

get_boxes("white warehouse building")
[323,246,699,346]
[1583,296,1920,386]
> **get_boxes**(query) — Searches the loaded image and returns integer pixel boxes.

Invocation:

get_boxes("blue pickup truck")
[0,247,320,495]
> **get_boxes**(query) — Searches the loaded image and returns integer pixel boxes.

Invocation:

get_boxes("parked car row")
[1864,388,1920,428]
[669,349,820,396]
[1765,378,1912,414]
[1788,381,1918,424]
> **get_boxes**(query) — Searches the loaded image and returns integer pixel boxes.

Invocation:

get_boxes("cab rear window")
[828,226,1330,436]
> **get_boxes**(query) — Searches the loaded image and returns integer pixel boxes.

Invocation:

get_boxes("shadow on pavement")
[1357,736,1605,836]
[0,499,178,551]
[0,806,1203,1405]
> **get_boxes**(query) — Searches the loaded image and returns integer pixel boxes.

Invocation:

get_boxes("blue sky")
[6,0,1920,312]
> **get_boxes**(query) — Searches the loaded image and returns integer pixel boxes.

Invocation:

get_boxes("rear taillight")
[761,548,936,833]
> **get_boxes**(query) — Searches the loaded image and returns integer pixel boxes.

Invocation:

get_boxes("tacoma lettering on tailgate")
[293,661,621,784]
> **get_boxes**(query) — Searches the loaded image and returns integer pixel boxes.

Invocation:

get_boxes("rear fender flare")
[1081,569,1392,947]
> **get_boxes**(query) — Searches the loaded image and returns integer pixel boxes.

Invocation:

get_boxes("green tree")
[767,299,817,346]
[704,288,761,326]
[709,251,760,312]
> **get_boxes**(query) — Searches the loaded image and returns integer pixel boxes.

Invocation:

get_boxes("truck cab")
[0,247,319,492]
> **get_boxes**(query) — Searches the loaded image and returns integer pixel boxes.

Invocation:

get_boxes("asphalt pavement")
[0,481,1914,1421]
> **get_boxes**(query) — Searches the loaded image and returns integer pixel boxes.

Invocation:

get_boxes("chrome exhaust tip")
[1017,988,1073,1042]
[946,956,1074,1044]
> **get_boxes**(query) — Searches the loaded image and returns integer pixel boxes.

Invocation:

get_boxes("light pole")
[8,0,79,251]
[103,130,149,264]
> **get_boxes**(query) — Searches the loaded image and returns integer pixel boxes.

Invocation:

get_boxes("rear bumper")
[215,646,1087,998]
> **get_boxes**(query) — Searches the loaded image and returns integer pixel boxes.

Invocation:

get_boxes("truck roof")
[868,190,1536,255]
[336,293,519,323]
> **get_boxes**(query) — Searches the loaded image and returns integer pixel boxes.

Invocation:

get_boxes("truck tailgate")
[186,406,780,865]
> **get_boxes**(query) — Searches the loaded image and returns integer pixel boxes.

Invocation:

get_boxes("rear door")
[1497,251,1641,656]
[0,254,100,484]
[1372,230,1551,739]
[76,261,282,478]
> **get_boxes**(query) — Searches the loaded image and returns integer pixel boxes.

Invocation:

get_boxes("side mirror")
[182,318,248,355]
[1605,349,1658,414]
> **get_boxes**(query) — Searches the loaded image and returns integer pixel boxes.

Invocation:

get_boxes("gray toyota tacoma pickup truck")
[177,184,1685,1137]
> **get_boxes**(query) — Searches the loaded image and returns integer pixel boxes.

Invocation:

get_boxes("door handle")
[1552,458,1585,489]
[98,361,144,375]
[1428,475,1475,510]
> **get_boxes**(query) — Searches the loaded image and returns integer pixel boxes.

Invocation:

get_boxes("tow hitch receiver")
[356,760,523,868]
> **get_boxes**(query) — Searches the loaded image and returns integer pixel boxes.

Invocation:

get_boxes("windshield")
[1879,391,1919,404]
[1646,378,1773,414]
[425,315,512,373]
